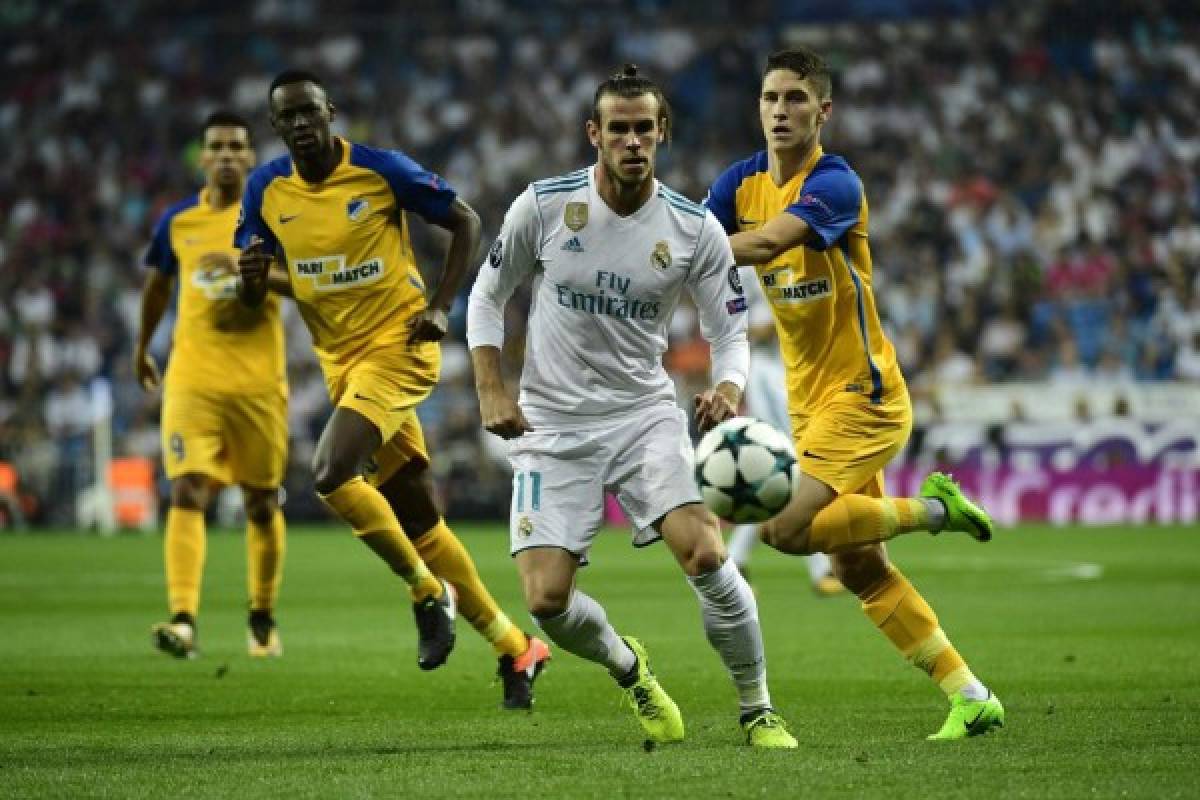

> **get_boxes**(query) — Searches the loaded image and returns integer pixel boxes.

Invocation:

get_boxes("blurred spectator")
[0,0,1197,523]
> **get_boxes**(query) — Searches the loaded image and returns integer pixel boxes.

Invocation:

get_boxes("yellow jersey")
[235,137,455,383]
[705,146,905,412]
[144,188,285,395]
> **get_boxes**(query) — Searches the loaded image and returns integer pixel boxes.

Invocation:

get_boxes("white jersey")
[468,166,749,429]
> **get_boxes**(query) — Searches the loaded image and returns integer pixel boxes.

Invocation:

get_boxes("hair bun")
[620,63,638,78]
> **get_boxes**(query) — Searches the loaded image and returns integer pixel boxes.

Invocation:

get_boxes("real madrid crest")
[517,516,534,538]
[564,202,588,232]
[651,240,672,271]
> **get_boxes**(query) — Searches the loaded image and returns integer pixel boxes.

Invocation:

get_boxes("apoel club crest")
[347,197,370,222]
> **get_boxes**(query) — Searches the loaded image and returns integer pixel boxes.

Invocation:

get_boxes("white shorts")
[507,404,700,563]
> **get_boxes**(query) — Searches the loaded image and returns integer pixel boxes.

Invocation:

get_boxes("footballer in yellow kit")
[136,111,287,660]
[708,142,910,498]
[706,47,1005,741]
[237,130,441,471]
[235,70,550,707]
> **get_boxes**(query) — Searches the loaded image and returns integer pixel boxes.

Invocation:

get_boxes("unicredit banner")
[886,419,1199,525]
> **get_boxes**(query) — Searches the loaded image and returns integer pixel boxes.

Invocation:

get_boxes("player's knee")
[171,476,210,511]
[832,548,889,594]
[526,586,571,619]
[311,452,353,496]
[243,490,279,525]
[761,519,815,555]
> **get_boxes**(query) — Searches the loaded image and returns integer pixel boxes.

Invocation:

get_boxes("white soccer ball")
[694,416,798,523]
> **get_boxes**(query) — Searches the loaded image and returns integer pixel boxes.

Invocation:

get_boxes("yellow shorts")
[364,411,430,488]
[327,342,440,487]
[161,387,288,488]
[791,390,912,497]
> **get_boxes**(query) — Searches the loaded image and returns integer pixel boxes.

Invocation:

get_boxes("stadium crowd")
[1,0,1197,524]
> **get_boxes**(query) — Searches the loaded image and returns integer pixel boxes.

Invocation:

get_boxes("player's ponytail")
[591,63,673,144]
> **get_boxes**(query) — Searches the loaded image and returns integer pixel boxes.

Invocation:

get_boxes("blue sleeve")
[234,168,280,254]
[785,162,862,251]
[143,211,178,275]
[703,164,740,235]
[351,144,457,225]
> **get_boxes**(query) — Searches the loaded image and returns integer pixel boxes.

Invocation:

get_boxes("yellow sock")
[246,509,285,611]
[859,565,978,698]
[165,507,206,617]
[319,477,441,602]
[414,520,528,658]
[807,495,928,553]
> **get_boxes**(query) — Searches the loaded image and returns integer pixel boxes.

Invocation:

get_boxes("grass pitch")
[1,523,1198,798]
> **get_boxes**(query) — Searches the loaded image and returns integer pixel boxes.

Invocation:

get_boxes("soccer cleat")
[927,692,1005,741]
[618,636,684,744]
[497,635,551,710]
[412,579,456,670]
[920,472,994,542]
[247,610,283,658]
[152,616,197,659]
[740,709,798,749]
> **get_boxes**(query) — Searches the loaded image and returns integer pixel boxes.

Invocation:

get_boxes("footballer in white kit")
[468,65,796,749]
[469,166,746,558]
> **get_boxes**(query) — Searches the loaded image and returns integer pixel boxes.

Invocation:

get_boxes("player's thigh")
[509,430,606,565]
[161,389,232,485]
[222,390,288,491]
[656,502,725,576]
[793,392,912,496]
[335,347,439,447]
[608,405,701,547]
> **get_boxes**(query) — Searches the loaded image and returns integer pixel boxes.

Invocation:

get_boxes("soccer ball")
[694,416,797,523]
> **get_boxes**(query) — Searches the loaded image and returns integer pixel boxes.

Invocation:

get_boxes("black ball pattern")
[695,424,796,516]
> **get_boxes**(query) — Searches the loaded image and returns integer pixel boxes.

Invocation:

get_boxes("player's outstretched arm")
[408,198,482,344]
[134,270,173,391]
[729,213,813,265]
[469,345,532,439]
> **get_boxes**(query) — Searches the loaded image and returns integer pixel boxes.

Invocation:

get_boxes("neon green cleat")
[741,709,798,749]
[619,636,684,744]
[927,692,1005,741]
[920,472,994,542]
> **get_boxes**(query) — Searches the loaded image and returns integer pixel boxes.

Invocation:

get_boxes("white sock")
[960,679,990,702]
[727,524,758,568]
[534,590,636,681]
[686,558,771,714]
[805,551,833,584]
[921,497,947,531]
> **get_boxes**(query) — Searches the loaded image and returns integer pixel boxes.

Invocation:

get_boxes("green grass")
[1,524,1198,798]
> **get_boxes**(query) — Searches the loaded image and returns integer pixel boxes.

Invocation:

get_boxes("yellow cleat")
[619,636,684,744]
[741,709,798,748]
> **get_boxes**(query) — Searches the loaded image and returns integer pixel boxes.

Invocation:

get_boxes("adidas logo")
[561,236,584,253]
